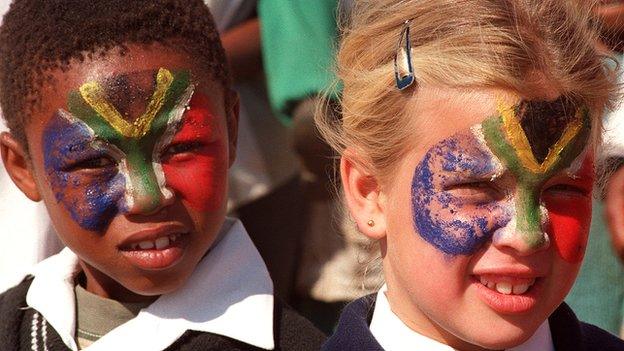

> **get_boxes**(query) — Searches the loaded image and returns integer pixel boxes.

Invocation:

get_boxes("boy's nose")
[124,169,174,215]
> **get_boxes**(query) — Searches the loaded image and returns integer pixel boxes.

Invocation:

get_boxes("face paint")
[411,132,511,255]
[160,92,226,211]
[543,156,594,263]
[411,97,592,261]
[43,68,202,231]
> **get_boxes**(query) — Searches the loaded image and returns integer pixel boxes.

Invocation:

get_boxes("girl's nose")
[492,191,550,255]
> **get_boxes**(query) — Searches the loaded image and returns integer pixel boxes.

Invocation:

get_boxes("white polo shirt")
[370,285,554,351]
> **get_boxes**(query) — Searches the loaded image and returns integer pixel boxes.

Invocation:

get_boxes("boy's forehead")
[87,69,166,123]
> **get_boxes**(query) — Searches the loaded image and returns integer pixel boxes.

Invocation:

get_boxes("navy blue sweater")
[323,295,624,351]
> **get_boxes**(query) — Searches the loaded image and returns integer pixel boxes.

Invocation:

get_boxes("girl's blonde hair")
[316,0,618,183]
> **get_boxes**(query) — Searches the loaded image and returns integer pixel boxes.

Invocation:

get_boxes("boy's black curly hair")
[0,0,230,151]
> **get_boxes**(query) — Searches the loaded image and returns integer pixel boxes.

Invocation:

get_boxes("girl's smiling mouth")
[470,272,545,314]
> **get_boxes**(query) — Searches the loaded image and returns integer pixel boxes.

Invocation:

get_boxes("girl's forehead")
[405,87,517,149]
[406,86,585,155]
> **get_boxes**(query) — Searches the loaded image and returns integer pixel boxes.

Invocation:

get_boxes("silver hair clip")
[394,20,415,90]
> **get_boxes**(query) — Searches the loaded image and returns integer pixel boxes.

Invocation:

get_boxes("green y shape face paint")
[43,67,221,231]
[481,98,592,261]
[69,68,194,213]
[411,97,593,263]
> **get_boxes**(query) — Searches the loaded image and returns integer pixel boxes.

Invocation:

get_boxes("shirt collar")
[369,285,554,351]
[26,218,275,350]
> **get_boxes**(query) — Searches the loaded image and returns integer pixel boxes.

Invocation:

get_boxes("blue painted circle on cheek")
[410,137,511,256]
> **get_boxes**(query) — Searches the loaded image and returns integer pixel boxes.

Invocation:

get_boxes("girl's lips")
[120,233,188,270]
[472,275,543,314]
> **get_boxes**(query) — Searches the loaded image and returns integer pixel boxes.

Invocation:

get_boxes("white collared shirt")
[25,218,275,351]
[370,285,554,351]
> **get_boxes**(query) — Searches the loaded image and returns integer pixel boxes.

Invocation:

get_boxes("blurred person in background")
[565,0,624,337]
[258,0,381,333]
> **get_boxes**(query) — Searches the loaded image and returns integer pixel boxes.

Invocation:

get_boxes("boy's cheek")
[161,151,227,211]
[544,195,592,264]
[46,169,126,231]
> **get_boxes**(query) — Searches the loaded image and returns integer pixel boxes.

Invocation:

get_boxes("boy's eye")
[161,141,203,158]
[66,157,116,171]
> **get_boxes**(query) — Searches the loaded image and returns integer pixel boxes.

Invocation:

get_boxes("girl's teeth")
[138,241,154,250]
[155,236,170,250]
[478,277,535,295]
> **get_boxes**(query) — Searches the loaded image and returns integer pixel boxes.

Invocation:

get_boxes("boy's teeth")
[512,284,530,295]
[495,282,512,295]
[155,236,170,250]
[128,233,186,251]
[138,241,154,250]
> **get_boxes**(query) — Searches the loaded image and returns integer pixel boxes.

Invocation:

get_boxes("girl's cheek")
[543,195,592,264]
[544,156,594,264]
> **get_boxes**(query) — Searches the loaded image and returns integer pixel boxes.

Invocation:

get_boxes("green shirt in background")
[259,0,339,124]
[566,200,624,336]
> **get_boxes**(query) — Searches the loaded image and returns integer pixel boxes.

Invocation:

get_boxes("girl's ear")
[0,132,42,202]
[341,149,387,240]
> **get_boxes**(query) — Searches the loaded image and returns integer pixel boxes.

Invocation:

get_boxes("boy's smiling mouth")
[118,224,190,270]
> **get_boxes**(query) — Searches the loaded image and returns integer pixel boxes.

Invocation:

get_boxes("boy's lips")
[118,224,190,270]
[471,269,545,314]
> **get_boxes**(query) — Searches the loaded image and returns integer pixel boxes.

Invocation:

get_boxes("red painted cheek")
[544,157,594,263]
[161,93,228,211]
[545,196,591,263]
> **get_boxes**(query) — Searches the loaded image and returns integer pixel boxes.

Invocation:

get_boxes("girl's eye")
[444,181,502,202]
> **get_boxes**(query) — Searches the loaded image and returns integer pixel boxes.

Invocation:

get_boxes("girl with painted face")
[319,1,624,350]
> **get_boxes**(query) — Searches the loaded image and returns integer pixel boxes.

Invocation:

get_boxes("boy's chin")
[117,276,187,301]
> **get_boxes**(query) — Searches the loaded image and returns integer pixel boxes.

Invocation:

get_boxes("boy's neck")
[79,260,159,303]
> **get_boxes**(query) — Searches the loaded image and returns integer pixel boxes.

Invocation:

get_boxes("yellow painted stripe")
[497,101,583,174]
[79,68,174,138]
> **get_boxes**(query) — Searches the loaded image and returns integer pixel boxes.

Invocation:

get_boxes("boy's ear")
[0,132,42,202]
[341,149,386,240]
[226,89,239,167]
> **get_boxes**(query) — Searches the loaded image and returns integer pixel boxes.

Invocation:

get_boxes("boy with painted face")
[0,0,325,350]
[318,1,624,350]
